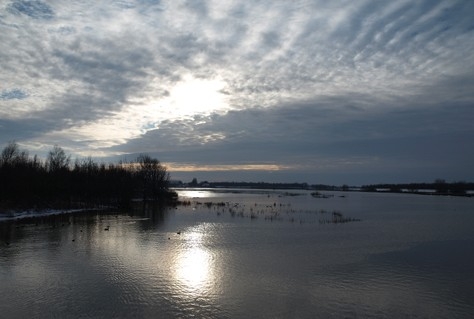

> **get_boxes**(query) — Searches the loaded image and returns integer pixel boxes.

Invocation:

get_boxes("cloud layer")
[1,0,473,184]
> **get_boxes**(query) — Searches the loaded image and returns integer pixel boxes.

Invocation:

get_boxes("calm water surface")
[1,189,474,318]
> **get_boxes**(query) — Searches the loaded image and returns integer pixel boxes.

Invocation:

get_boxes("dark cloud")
[105,86,474,184]
[0,117,57,142]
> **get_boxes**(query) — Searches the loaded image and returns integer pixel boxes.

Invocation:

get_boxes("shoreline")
[0,207,112,222]
[0,198,176,223]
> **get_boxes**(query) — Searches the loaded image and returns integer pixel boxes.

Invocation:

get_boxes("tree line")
[0,142,175,211]
[361,179,473,195]
[173,179,343,191]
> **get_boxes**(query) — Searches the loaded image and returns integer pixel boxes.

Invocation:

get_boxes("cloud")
[0,88,28,100]
[105,85,474,184]
[8,0,54,20]
[0,0,473,183]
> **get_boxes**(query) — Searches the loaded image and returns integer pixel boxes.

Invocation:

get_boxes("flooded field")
[1,189,474,318]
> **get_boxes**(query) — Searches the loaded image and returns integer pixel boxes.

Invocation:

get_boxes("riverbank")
[0,206,115,222]
[0,192,178,223]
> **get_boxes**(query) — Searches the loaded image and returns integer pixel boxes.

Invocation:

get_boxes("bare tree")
[136,154,169,201]
[0,141,29,167]
[1,142,19,166]
[47,145,70,172]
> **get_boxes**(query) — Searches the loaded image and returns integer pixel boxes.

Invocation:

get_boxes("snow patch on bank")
[0,208,98,222]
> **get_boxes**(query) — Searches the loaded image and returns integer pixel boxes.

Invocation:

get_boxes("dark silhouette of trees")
[450,181,467,195]
[434,179,448,194]
[0,142,41,206]
[47,145,70,172]
[190,178,198,187]
[361,180,473,196]
[1,141,25,166]
[135,154,170,201]
[0,143,174,211]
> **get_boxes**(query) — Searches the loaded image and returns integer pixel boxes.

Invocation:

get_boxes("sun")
[160,74,229,119]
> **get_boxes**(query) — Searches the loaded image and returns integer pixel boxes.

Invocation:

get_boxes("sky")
[1,0,474,185]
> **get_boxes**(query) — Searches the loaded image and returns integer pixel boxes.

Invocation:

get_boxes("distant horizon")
[2,140,471,187]
[166,174,474,188]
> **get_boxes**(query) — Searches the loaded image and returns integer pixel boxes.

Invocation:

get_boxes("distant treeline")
[175,179,474,196]
[361,180,474,195]
[205,181,314,189]
[0,142,175,211]
[174,180,340,190]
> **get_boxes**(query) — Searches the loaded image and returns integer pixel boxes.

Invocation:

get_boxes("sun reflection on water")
[174,227,214,295]
[176,189,216,199]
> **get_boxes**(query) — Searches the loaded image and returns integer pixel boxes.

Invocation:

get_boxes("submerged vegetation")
[0,142,176,213]
[176,198,360,225]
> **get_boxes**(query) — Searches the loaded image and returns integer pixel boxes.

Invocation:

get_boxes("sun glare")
[174,228,214,294]
[160,74,229,119]
[176,247,211,288]
[36,75,230,154]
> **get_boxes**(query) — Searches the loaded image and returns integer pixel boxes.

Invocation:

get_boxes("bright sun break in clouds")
[159,75,229,120]
[40,75,230,154]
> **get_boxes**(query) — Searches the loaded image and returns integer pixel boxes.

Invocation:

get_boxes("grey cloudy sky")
[1,0,473,185]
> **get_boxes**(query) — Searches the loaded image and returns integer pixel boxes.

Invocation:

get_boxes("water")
[1,189,474,318]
